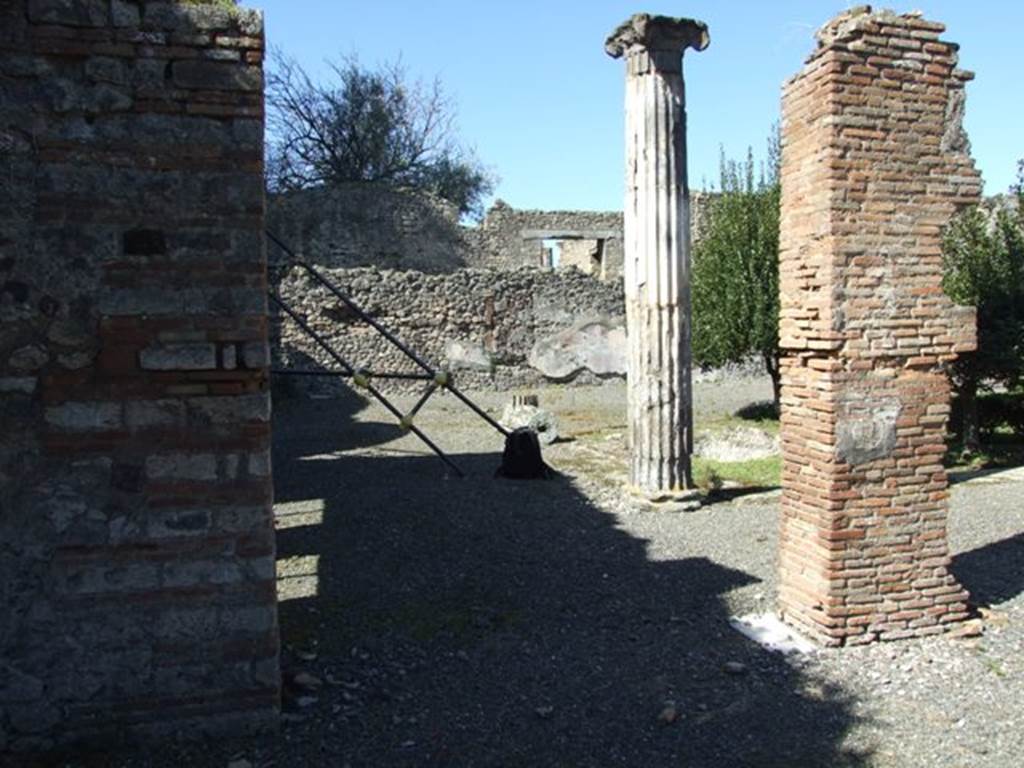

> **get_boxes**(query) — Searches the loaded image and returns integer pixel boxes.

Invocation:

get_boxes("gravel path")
[54,379,1023,767]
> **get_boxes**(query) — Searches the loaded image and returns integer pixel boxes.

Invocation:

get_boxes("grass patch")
[693,455,781,491]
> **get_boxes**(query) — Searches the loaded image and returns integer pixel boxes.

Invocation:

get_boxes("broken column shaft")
[606,14,709,495]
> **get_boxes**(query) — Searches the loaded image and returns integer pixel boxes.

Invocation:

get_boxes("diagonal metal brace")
[268,292,464,477]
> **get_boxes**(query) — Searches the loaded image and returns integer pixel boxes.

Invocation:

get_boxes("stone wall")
[777,7,980,646]
[266,184,717,285]
[267,182,467,273]
[1,0,277,753]
[464,201,626,279]
[272,266,626,394]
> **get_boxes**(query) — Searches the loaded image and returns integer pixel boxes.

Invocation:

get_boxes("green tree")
[941,166,1024,452]
[692,141,781,409]
[266,52,495,220]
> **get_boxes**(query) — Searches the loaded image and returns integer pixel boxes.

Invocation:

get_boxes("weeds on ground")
[693,455,781,491]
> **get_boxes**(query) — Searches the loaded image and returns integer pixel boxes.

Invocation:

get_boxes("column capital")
[605,13,709,72]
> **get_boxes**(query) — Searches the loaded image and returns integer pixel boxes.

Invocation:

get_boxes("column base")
[627,485,702,511]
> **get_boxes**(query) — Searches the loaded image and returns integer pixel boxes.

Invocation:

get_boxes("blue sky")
[257,1,1022,211]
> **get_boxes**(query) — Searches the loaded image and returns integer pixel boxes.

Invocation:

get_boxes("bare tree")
[266,51,495,219]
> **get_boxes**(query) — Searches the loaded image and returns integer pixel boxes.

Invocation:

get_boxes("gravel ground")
[47,378,1023,768]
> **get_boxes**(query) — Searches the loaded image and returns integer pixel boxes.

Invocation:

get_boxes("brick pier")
[1,0,278,752]
[777,7,982,645]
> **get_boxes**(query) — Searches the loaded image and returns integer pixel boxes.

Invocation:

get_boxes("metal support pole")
[271,369,433,382]
[269,292,464,477]
[266,230,436,375]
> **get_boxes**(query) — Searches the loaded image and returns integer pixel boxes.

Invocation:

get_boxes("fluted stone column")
[606,14,709,497]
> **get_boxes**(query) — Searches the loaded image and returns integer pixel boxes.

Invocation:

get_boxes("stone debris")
[500,400,559,445]
[658,700,679,725]
[946,619,985,640]
[693,426,779,462]
[292,672,324,691]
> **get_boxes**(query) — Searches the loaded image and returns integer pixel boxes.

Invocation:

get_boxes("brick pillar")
[605,13,708,496]
[1,1,277,753]
[777,7,981,646]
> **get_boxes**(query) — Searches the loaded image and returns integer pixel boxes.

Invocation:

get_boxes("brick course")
[0,0,277,753]
[777,7,980,646]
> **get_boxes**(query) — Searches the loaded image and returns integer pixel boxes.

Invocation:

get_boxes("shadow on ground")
[270,413,870,768]
[952,531,1024,607]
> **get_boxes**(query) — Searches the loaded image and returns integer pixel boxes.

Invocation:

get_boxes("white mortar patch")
[729,613,818,656]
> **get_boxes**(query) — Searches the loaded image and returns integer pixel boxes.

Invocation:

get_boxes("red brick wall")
[0,0,277,752]
[778,7,980,646]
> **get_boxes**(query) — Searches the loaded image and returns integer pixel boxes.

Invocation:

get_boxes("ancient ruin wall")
[267,183,468,273]
[266,185,717,286]
[273,266,626,394]
[777,8,980,646]
[465,201,626,277]
[1,1,277,752]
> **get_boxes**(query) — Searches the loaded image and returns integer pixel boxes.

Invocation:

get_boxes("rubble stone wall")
[266,186,716,285]
[777,7,981,646]
[0,0,278,753]
[267,183,468,273]
[272,265,626,394]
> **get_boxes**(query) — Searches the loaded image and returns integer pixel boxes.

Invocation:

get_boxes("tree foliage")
[942,168,1024,450]
[692,141,781,407]
[266,52,495,219]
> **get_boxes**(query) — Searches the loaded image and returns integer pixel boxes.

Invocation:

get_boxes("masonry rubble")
[777,6,981,646]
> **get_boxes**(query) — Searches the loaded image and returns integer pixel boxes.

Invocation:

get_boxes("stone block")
[125,399,187,429]
[28,0,108,27]
[46,80,133,114]
[111,0,140,28]
[241,340,269,369]
[45,401,123,431]
[85,56,127,85]
[171,61,261,92]
[148,509,212,539]
[145,452,217,481]
[162,558,242,588]
[187,393,270,424]
[246,449,271,477]
[139,343,217,371]
[221,343,237,370]
[0,377,37,394]
[9,345,49,372]
[220,605,275,634]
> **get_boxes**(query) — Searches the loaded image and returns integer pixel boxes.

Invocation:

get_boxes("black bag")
[496,427,552,479]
